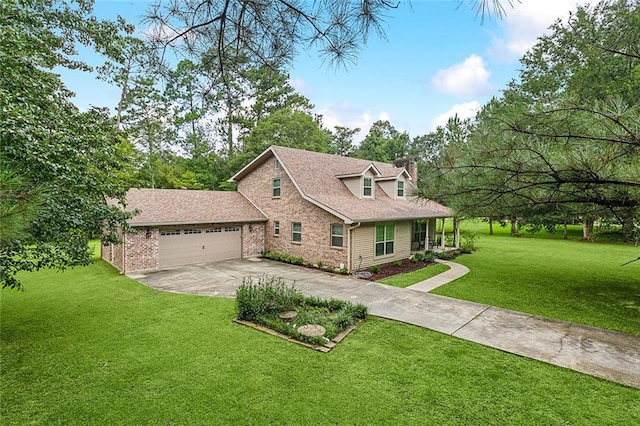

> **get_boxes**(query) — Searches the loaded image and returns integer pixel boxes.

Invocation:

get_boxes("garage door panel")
[159,226,241,268]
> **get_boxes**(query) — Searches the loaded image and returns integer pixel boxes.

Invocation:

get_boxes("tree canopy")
[420,0,640,241]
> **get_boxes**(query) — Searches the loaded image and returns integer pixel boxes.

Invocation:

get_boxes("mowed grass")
[379,263,450,288]
[431,221,640,336]
[2,262,639,424]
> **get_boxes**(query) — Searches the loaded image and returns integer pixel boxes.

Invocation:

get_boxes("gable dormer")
[336,163,381,199]
[376,169,412,199]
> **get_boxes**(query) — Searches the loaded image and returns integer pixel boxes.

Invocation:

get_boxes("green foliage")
[460,230,479,253]
[414,251,436,263]
[0,1,134,288]
[370,265,381,273]
[235,275,302,322]
[393,260,403,267]
[421,1,640,240]
[351,120,410,163]
[262,251,304,266]
[235,275,367,344]
[379,264,451,288]
[316,261,324,268]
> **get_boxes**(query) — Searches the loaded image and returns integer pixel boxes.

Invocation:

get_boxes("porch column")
[441,218,446,249]
[453,218,460,249]
[424,219,429,250]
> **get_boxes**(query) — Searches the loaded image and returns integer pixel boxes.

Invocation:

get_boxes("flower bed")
[235,275,367,349]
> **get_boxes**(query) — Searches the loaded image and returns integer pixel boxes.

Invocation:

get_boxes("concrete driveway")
[131,258,640,389]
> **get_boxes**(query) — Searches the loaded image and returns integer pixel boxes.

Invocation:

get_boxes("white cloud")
[431,55,491,97]
[431,101,481,130]
[288,77,308,95]
[316,103,391,143]
[489,0,597,61]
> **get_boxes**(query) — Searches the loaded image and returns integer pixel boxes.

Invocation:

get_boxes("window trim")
[397,180,404,198]
[272,178,281,198]
[330,223,344,248]
[363,177,373,197]
[273,220,280,236]
[291,222,302,243]
[375,222,395,257]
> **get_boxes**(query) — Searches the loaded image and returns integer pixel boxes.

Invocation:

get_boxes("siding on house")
[237,156,349,268]
[351,221,412,270]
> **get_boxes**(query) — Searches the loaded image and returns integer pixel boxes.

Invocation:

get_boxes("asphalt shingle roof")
[233,145,453,223]
[120,189,267,226]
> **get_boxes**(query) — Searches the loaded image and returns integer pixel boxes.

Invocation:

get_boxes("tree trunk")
[563,220,568,240]
[488,217,494,235]
[510,218,518,236]
[582,217,594,241]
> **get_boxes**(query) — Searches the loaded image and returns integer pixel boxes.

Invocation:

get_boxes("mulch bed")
[358,258,437,281]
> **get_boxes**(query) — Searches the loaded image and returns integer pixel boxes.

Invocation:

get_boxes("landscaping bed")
[359,249,464,281]
[235,275,367,351]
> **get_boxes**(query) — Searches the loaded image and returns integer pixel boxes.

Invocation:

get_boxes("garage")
[158,225,242,268]
[102,189,267,274]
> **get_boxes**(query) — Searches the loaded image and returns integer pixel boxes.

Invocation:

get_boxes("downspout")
[347,222,361,272]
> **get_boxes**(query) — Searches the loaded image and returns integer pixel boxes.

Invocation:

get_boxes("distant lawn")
[379,263,450,288]
[2,262,638,424]
[430,221,640,336]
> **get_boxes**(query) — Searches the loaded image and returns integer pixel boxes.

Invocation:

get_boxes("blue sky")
[62,0,595,142]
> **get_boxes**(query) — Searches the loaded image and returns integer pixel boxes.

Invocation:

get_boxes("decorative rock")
[297,324,326,337]
[278,311,298,321]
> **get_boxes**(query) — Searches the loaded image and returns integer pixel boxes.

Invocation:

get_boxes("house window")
[292,222,302,243]
[397,181,404,197]
[183,229,202,235]
[331,224,344,247]
[275,159,280,169]
[224,226,240,232]
[272,178,281,197]
[274,221,280,236]
[160,229,180,236]
[375,223,394,256]
[205,227,222,233]
[363,177,372,197]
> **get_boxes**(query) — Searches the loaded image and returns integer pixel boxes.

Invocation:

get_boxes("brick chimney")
[393,157,418,183]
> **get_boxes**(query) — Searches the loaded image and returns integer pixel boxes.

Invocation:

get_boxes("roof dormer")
[336,163,381,199]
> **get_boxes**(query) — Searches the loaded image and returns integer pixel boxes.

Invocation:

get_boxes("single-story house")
[102,145,457,274]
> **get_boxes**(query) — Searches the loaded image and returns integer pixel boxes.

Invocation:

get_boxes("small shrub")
[393,260,403,267]
[236,275,300,322]
[338,267,349,275]
[316,261,324,268]
[410,256,418,263]
[460,230,478,253]
[370,265,380,273]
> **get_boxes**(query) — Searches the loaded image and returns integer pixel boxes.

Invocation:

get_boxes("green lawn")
[430,221,640,336]
[2,261,639,424]
[379,263,450,288]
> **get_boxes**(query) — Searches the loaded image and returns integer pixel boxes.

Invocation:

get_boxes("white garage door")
[158,226,241,268]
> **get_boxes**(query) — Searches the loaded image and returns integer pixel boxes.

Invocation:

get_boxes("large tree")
[0,0,133,289]
[421,0,640,241]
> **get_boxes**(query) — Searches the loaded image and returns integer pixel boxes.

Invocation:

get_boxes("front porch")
[411,217,460,252]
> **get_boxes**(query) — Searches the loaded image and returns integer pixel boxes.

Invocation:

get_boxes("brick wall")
[101,228,124,272]
[124,227,159,273]
[242,223,265,257]
[238,156,348,269]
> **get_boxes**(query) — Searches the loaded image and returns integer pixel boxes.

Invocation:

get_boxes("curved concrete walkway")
[132,258,640,389]
[407,259,470,292]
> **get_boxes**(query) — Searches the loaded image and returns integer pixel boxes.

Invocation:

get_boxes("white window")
[274,221,280,236]
[331,224,344,247]
[272,178,281,197]
[375,223,394,256]
[225,226,240,232]
[292,222,302,243]
[397,181,404,197]
[183,229,202,235]
[363,177,372,197]
[160,229,180,236]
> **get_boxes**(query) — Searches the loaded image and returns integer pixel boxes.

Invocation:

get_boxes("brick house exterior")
[102,145,455,274]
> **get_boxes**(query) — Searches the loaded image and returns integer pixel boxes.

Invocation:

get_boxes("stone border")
[233,319,362,353]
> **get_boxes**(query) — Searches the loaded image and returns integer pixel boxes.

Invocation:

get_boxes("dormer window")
[272,178,281,197]
[363,177,372,197]
[397,181,404,197]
